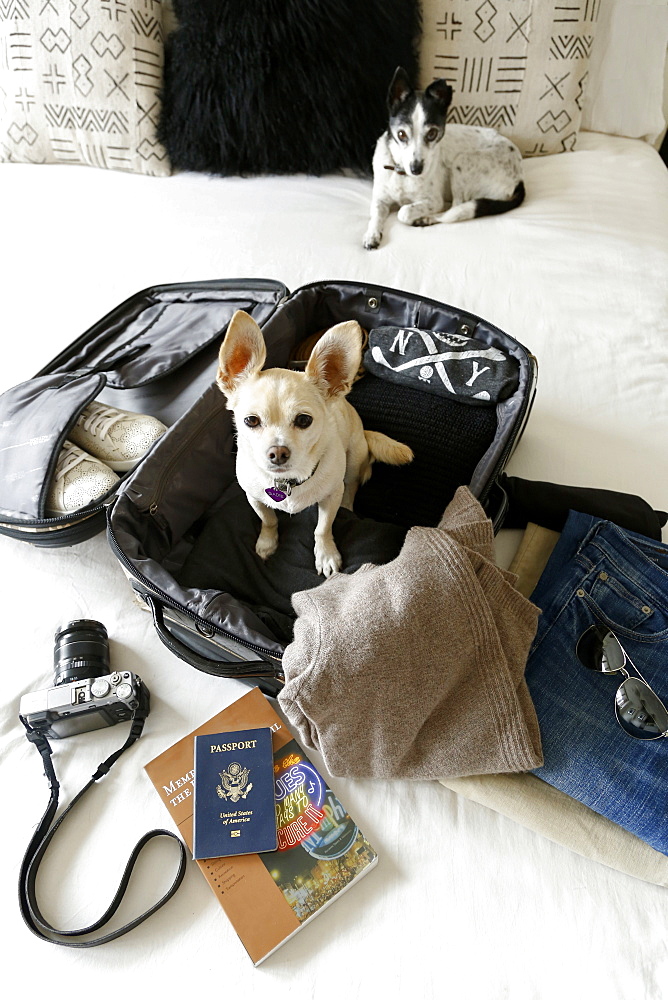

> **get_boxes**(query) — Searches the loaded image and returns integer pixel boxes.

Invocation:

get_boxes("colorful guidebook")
[144,687,378,965]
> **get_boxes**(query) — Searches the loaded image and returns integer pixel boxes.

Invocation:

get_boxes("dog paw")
[314,539,342,578]
[363,233,381,250]
[255,526,278,561]
[397,205,437,227]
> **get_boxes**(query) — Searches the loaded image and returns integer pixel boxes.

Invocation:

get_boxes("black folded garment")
[500,474,668,541]
[177,488,408,644]
[363,325,520,406]
[349,373,498,529]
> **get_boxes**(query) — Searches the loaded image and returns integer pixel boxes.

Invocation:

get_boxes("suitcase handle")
[146,594,282,681]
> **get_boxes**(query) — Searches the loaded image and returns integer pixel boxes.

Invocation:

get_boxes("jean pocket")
[579,576,668,640]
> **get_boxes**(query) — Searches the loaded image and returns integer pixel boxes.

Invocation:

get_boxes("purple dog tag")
[265,486,287,502]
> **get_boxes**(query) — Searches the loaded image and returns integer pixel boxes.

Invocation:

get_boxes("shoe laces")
[55,441,87,481]
[80,403,124,440]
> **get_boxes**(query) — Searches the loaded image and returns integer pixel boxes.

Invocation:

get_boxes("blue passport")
[192,726,277,860]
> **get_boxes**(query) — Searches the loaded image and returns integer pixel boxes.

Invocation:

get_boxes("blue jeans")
[525,510,668,854]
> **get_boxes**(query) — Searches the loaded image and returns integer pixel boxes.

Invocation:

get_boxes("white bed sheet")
[0,132,667,999]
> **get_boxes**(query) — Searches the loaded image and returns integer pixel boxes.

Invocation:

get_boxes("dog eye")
[294,414,313,429]
[244,415,261,428]
[397,129,408,143]
[426,128,439,142]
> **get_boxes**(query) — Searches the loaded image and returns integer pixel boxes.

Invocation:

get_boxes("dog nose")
[410,160,423,176]
[267,445,290,466]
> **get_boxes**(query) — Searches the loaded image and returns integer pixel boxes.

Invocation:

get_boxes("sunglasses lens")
[615,678,668,739]
[576,624,620,673]
[600,632,626,673]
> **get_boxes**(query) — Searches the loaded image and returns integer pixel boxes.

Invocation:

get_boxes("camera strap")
[18,705,188,948]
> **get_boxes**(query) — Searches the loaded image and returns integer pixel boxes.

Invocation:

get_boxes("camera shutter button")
[91,678,111,698]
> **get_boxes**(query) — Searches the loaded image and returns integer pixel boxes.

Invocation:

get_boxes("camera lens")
[53,619,110,687]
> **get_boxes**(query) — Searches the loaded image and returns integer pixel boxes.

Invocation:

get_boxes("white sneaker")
[69,400,167,472]
[46,441,120,515]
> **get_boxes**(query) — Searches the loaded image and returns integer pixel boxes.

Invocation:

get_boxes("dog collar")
[384,164,406,175]
[265,461,320,503]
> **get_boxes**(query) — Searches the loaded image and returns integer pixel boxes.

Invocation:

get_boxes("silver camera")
[20,620,149,739]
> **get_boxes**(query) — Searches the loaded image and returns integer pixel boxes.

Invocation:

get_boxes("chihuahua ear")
[425,78,453,111]
[306,321,362,398]
[388,66,412,111]
[217,310,267,396]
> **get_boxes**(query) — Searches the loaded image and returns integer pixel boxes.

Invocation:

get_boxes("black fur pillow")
[159,0,421,176]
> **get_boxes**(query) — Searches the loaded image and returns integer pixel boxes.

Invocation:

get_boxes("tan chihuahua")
[216,310,413,576]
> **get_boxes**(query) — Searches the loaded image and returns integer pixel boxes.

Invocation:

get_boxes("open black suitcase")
[0,279,537,696]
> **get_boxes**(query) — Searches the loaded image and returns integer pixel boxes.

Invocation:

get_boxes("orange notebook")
[144,687,378,965]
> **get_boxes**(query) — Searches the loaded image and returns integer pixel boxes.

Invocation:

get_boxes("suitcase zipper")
[106,503,282,662]
[0,506,105,532]
[290,280,533,348]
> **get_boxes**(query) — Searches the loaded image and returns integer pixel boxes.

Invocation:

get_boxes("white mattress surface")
[1,131,667,999]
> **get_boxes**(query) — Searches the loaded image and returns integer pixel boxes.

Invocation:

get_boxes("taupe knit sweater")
[278,487,543,780]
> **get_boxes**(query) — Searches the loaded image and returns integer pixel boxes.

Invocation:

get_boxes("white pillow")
[581,0,668,143]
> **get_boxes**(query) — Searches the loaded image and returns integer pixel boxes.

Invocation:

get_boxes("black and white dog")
[363,67,525,250]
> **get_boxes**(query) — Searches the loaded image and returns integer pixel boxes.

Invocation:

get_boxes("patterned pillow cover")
[419,0,601,156]
[0,0,170,175]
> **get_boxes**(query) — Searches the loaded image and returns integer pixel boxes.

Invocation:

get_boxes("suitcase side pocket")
[0,372,106,522]
[145,593,282,685]
[42,283,289,392]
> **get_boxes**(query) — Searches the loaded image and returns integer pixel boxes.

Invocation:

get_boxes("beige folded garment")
[508,519,560,598]
[439,521,668,887]
[439,772,668,886]
[279,486,543,780]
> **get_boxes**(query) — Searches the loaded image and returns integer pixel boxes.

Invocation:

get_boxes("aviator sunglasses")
[576,624,668,740]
